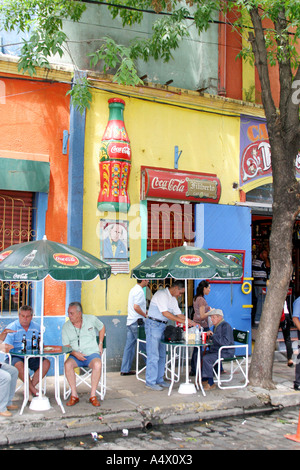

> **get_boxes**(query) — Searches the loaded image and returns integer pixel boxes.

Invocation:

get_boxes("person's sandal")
[89,396,101,407]
[66,396,79,406]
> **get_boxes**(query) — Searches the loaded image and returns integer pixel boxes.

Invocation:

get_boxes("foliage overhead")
[0,0,300,112]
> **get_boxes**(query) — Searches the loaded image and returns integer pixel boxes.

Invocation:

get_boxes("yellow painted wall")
[81,84,252,317]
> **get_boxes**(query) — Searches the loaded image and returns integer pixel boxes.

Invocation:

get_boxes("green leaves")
[2,0,300,113]
[66,77,92,115]
[89,38,143,86]
[0,0,86,75]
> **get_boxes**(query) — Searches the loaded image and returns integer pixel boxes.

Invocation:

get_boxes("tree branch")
[248,7,277,127]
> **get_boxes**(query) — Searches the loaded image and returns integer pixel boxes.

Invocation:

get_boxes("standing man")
[120,279,149,376]
[4,305,50,397]
[145,280,196,391]
[252,248,270,324]
[62,302,105,407]
[292,296,300,390]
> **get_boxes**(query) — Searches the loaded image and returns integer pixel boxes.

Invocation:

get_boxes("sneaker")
[294,384,300,391]
[146,383,163,391]
[157,381,169,388]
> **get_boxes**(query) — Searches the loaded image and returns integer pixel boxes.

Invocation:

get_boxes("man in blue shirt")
[4,305,50,397]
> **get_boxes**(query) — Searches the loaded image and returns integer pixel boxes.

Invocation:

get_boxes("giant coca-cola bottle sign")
[98,98,131,213]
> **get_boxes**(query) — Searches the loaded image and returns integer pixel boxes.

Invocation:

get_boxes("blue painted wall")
[195,203,252,343]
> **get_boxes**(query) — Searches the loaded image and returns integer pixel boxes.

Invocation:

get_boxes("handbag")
[164,325,183,342]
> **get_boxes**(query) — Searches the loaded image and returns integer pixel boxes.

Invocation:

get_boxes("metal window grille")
[0,191,36,316]
[147,201,195,307]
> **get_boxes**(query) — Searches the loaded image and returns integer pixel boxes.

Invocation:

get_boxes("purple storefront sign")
[239,115,300,188]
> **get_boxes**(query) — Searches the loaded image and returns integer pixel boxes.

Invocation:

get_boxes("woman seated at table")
[190,280,212,376]
[201,309,234,391]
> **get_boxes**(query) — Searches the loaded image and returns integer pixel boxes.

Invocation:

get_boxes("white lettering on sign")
[13,273,28,280]
[151,177,186,193]
[110,145,131,156]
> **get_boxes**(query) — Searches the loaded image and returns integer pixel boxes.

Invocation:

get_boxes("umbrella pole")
[30,280,51,411]
[185,279,188,383]
[178,279,196,395]
[39,280,44,393]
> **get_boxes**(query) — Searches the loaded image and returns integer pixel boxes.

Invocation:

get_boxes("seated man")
[0,328,19,417]
[62,302,105,407]
[4,305,50,397]
[201,309,234,391]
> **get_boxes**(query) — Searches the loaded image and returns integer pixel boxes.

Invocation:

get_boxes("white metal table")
[10,345,71,415]
[161,339,211,396]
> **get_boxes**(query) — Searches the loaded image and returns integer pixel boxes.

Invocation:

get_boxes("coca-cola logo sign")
[0,250,12,262]
[180,255,203,266]
[53,254,79,266]
[142,168,221,203]
[151,177,185,193]
[108,142,131,160]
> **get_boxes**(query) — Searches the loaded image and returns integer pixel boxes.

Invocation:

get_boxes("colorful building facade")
[79,80,268,369]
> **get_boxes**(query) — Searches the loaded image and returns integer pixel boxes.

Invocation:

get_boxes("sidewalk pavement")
[1,355,300,446]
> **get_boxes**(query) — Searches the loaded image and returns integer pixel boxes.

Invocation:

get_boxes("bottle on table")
[21,334,26,353]
[31,331,37,350]
[195,325,200,343]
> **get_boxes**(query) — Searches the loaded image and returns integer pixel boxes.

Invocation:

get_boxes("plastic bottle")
[195,325,200,343]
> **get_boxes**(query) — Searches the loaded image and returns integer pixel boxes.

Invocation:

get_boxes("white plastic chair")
[64,335,107,400]
[213,329,249,389]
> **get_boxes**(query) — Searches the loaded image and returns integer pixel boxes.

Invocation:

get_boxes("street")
[3,406,300,451]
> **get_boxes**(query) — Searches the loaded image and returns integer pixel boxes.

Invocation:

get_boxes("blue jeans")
[121,322,146,373]
[145,318,166,386]
[254,286,265,322]
[0,362,18,412]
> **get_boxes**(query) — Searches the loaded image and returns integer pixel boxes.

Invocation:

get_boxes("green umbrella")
[0,235,111,402]
[131,244,243,280]
[0,234,111,347]
[131,243,243,395]
[0,235,111,281]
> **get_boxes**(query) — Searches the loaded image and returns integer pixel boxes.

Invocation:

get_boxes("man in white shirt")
[145,280,196,391]
[120,280,149,375]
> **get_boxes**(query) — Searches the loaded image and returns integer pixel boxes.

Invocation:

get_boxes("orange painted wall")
[0,73,70,316]
[220,14,300,107]
[219,10,243,101]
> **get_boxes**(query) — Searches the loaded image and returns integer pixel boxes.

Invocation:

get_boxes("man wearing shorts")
[62,302,105,407]
[4,305,50,397]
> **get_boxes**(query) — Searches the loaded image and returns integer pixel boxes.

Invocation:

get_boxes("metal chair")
[136,325,147,382]
[64,335,107,400]
[213,329,249,389]
[135,325,182,383]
